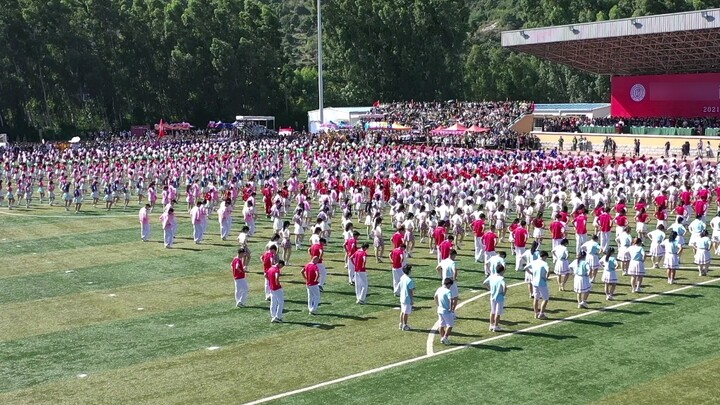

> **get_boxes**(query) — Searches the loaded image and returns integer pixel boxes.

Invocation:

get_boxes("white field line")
[244,276,720,405]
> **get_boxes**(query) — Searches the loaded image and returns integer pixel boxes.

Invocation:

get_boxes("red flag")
[158,119,166,138]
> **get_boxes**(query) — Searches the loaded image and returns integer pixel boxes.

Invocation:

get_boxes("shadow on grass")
[564,319,623,328]
[280,321,341,330]
[172,247,203,252]
[468,344,524,352]
[406,328,435,334]
[601,308,651,315]
[514,330,578,340]
[501,320,530,327]
[660,292,703,299]
[505,306,535,312]
[634,300,675,306]
[323,290,362,297]
[451,331,484,338]
[453,316,488,322]
[316,313,377,321]
[363,302,400,308]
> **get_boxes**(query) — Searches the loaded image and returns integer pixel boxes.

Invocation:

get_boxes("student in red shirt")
[597,208,613,252]
[482,225,499,274]
[431,220,447,256]
[472,214,486,263]
[654,192,668,211]
[573,212,588,255]
[438,235,455,263]
[344,231,360,285]
[550,214,565,250]
[512,221,529,270]
[390,244,407,295]
[308,238,327,291]
[266,260,286,323]
[352,243,370,304]
[693,198,708,220]
[531,213,545,246]
[232,248,248,307]
[634,208,649,240]
[302,256,321,315]
[391,226,405,249]
[655,208,668,228]
[614,209,629,236]
[261,245,279,301]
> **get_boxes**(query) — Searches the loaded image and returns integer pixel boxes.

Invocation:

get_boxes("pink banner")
[611,73,720,117]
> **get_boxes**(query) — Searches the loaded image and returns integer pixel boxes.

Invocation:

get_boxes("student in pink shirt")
[139,203,151,242]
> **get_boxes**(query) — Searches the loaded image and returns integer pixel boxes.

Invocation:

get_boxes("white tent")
[307,106,373,133]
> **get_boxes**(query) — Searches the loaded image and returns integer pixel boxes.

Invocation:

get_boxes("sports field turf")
[1,201,719,404]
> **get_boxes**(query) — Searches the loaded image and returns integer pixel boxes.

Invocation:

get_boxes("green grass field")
[1,200,719,404]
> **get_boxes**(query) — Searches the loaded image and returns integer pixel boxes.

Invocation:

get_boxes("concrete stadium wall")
[534,131,720,157]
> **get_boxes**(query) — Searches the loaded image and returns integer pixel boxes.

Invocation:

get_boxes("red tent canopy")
[435,123,468,135]
[430,125,446,134]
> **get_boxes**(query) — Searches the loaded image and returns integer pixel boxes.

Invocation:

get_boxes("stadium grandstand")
[502,8,720,156]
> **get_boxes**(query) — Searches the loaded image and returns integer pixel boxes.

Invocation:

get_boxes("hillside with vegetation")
[0,0,710,137]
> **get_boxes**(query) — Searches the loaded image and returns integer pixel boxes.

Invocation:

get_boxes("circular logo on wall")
[630,84,646,102]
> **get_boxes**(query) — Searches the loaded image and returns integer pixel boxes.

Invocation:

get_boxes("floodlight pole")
[317,0,324,125]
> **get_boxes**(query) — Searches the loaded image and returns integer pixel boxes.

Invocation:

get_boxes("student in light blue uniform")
[662,231,682,284]
[599,247,618,300]
[483,264,507,332]
[669,217,687,246]
[627,237,647,293]
[647,224,666,269]
[434,278,454,345]
[526,251,550,319]
[580,235,601,283]
[398,265,415,331]
[570,251,591,308]
[692,230,712,276]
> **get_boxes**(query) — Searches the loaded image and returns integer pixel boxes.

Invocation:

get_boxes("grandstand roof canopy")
[501,8,720,76]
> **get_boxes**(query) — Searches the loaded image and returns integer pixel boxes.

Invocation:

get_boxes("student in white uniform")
[570,251,592,309]
[138,203,151,242]
[691,230,712,276]
[646,224,666,269]
[552,238,571,292]
[627,238,646,293]
[662,232,682,284]
[599,247,618,300]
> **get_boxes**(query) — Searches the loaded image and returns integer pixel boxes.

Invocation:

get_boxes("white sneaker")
[580,302,589,309]
[402,324,411,331]
[398,323,404,330]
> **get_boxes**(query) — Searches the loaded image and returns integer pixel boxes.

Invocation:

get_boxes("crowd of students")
[2,129,719,344]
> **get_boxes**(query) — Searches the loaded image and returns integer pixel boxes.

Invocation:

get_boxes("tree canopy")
[0,0,710,138]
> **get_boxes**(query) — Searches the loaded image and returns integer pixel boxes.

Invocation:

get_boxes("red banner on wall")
[611,73,720,117]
